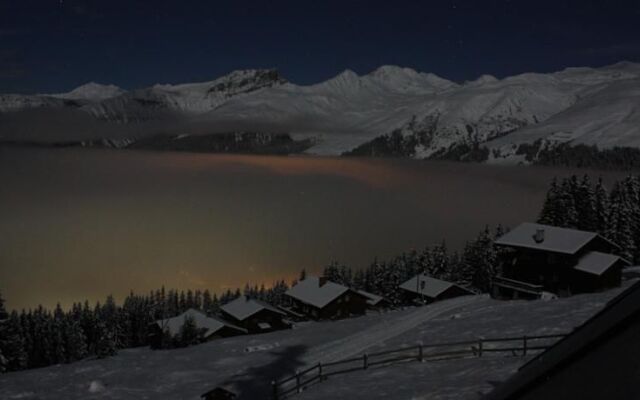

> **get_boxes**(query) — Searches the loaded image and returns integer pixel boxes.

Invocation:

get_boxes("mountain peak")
[368,65,457,92]
[53,82,126,101]
[467,74,499,86]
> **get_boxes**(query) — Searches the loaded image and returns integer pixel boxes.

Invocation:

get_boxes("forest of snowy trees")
[2,173,639,374]
[537,174,640,263]
[0,283,289,373]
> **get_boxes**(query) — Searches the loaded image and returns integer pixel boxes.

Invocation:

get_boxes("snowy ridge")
[1,62,640,158]
[51,82,126,101]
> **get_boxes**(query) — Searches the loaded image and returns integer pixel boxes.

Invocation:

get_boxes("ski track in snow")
[302,295,485,365]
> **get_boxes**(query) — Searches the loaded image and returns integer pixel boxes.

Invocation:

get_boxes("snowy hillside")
[486,76,640,163]
[1,62,640,159]
[0,285,628,400]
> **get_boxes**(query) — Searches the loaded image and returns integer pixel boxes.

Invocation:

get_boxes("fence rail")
[271,333,567,399]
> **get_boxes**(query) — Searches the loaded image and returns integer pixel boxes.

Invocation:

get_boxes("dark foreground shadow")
[220,344,309,400]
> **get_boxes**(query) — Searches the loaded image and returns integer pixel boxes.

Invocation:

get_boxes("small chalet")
[150,308,246,347]
[493,222,628,299]
[220,296,290,334]
[201,386,237,400]
[399,274,474,304]
[357,289,392,309]
[285,276,368,319]
[484,280,640,400]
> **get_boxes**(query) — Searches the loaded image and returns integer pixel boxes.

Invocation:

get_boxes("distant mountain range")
[2,62,639,164]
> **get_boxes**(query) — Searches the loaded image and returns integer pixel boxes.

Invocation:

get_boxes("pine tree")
[52,304,67,364]
[463,227,498,292]
[64,314,88,361]
[202,290,213,315]
[575,175,597,231]
[95,320,117,358]
[428,241,449,278]
[178,315,201,347]
[594,178,610,235]
[558,177,579,228]
[0,311,28,371]
[323,262,342,283]
[538,177,562,225]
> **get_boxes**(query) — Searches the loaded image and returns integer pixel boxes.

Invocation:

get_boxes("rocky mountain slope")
[1,62,639,161]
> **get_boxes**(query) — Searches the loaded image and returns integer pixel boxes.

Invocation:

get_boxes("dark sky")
[2,0,640,93]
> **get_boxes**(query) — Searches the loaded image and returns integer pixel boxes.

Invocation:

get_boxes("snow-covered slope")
[0,286,627,400]
[486,76,640,162]
[2,62,640,159]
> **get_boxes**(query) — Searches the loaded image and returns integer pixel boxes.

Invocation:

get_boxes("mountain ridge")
[1,62,639,163]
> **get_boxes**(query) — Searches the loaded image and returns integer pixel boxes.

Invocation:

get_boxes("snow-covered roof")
[573,251,626,275]
[285,276,350,309]
[399,274,472,298]
[156,308,246,337]
[356,290,386,306]
[220,296,286,321]
[494,222,609,255]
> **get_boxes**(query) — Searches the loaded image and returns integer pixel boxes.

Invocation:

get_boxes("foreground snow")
[0,284,630,400]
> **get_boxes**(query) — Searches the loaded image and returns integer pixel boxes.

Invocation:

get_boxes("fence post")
[523,336,528,356]
[318,362,323,382]
[272,380,278,400]
[478,340,483,357]
[296,370,301,393]
[363,353,369,370]
[418,344,423,362]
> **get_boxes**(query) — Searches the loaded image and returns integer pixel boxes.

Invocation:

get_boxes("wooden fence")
[271,333,567,399]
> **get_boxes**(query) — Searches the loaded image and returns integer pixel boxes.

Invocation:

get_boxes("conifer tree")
[0,311,28,371]
[608,180,637,261]
[575,175,597,231]
[178,315,200,347]
[594,177,610,235]
[538,177,562,225]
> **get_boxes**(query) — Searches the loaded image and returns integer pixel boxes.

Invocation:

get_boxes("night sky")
[2,0,640,94]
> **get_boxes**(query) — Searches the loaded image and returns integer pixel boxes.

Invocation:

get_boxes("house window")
[345,295,350,302]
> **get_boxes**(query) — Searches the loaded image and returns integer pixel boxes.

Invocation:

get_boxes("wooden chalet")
[493,222,628,299]
[398,274,474,304]
[220,296,290,334]
[284,276,368,320]
[201,387,237,400]
[150,308,246,347]
[357,289,392,309]
[484,280,640,400]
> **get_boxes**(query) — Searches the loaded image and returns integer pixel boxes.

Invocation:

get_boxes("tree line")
[0,282,289,373]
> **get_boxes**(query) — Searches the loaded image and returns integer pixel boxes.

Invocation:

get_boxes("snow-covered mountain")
[1,62,639,161]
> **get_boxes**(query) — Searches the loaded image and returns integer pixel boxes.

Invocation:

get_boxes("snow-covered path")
[302,295,487,365]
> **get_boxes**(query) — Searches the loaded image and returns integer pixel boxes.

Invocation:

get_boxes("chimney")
[318,276,328,287]
[533,229,545,243]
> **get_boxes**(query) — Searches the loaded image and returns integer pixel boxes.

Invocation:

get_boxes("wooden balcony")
[492,276,544,297]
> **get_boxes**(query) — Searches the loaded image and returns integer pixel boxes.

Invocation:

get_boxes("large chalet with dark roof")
[493,222,628,299]
[284,276,368,320]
